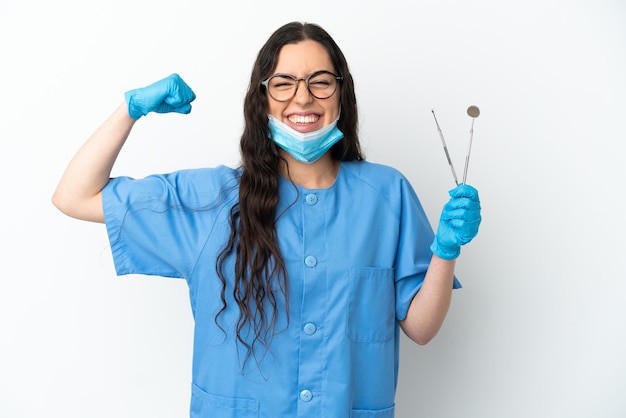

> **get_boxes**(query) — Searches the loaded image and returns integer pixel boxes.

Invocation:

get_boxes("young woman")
[53,21,481,418]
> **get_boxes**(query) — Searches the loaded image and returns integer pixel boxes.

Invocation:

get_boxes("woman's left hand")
[430,184,482,260]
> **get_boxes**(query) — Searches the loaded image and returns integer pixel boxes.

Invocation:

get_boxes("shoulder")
[167,165,241,189]
[159,165,241,205]
[340,161,423,216]
[105,165,241,207]
[341,160,410,190]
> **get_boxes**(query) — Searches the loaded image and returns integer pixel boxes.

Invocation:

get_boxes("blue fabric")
[102,161,461,418]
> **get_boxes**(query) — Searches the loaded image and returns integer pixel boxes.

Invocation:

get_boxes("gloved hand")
[124,73,196,120]
[430,184,482,260]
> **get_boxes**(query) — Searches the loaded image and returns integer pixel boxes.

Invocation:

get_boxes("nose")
[293,78,313,104]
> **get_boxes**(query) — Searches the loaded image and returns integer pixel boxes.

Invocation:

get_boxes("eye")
[309,73,335,90]
[310,79,332,88]
[270,76,296,91]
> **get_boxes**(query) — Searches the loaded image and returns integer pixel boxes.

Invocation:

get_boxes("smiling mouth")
[288,115,319,125]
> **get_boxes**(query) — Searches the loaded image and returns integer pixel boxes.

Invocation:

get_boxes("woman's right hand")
[124,73,196,120]
[53,74,196,222]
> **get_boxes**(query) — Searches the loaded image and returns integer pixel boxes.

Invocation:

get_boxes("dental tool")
[431,106,480,185]
[463,105,480,184]
[431,109,459,186]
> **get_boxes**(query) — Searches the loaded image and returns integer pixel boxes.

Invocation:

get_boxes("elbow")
[51,189,67,214]
[416,337,432,346]
[51,174,105,222]
[51,189,102,223]
[51,188,76,217]
[412,334,435,346]
[401,324,439,346]
[51,189,97,221]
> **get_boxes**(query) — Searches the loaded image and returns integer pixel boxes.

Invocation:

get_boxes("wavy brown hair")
[216,22,363,366]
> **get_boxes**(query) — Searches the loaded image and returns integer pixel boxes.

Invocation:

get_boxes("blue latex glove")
[124,73,196,120]
[430,184,482,260]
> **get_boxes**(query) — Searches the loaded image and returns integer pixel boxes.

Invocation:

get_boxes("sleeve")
[394,176,462,321]
[102,166,238,279]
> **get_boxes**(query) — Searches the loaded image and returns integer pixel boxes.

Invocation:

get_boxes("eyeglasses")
[261,70,343,102]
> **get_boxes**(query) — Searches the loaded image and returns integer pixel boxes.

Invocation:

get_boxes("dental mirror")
[467,105,480,118]
[462,105,480,184]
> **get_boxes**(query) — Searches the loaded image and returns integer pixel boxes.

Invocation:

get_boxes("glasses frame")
[261,70,343,102]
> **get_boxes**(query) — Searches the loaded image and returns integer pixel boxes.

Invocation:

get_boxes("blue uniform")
[103,160,461,418]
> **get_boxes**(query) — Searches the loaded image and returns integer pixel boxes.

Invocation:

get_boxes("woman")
[53,21,481,418]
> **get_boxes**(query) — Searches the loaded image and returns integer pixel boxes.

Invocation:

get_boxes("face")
[267,39,340,133]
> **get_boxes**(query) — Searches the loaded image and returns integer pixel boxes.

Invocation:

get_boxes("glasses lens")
[268,75,297,101]
[308,72,338,99]
[265,72,340,101]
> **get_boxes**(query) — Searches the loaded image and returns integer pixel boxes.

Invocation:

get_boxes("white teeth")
[288,115,318,124]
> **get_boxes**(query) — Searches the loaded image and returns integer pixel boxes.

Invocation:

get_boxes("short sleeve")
[102,166,239,279]
[394,176,462,321]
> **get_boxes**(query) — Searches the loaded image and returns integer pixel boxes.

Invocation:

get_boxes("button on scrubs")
[102,161,461,418]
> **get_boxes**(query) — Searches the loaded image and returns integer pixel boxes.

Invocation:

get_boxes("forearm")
[52,103,135,222]
[399,255,456,345]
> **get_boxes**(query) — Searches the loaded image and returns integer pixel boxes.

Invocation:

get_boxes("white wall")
[1,0,625,417]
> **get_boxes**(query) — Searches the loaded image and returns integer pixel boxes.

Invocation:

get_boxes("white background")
[1,0,625,417]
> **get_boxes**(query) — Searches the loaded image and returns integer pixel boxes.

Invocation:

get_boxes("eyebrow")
[270,69,337,77]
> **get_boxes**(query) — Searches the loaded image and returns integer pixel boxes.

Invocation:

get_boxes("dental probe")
[431,109,459,186]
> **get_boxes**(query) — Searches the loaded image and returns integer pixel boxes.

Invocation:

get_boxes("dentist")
[53,21,481,418]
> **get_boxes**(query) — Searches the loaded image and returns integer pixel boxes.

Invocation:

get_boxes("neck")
[279,151,340,189]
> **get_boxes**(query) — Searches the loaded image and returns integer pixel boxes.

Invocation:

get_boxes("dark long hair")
[216,22,363,366]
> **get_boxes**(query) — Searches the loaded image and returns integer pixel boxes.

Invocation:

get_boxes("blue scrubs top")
[102,160,461,418]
